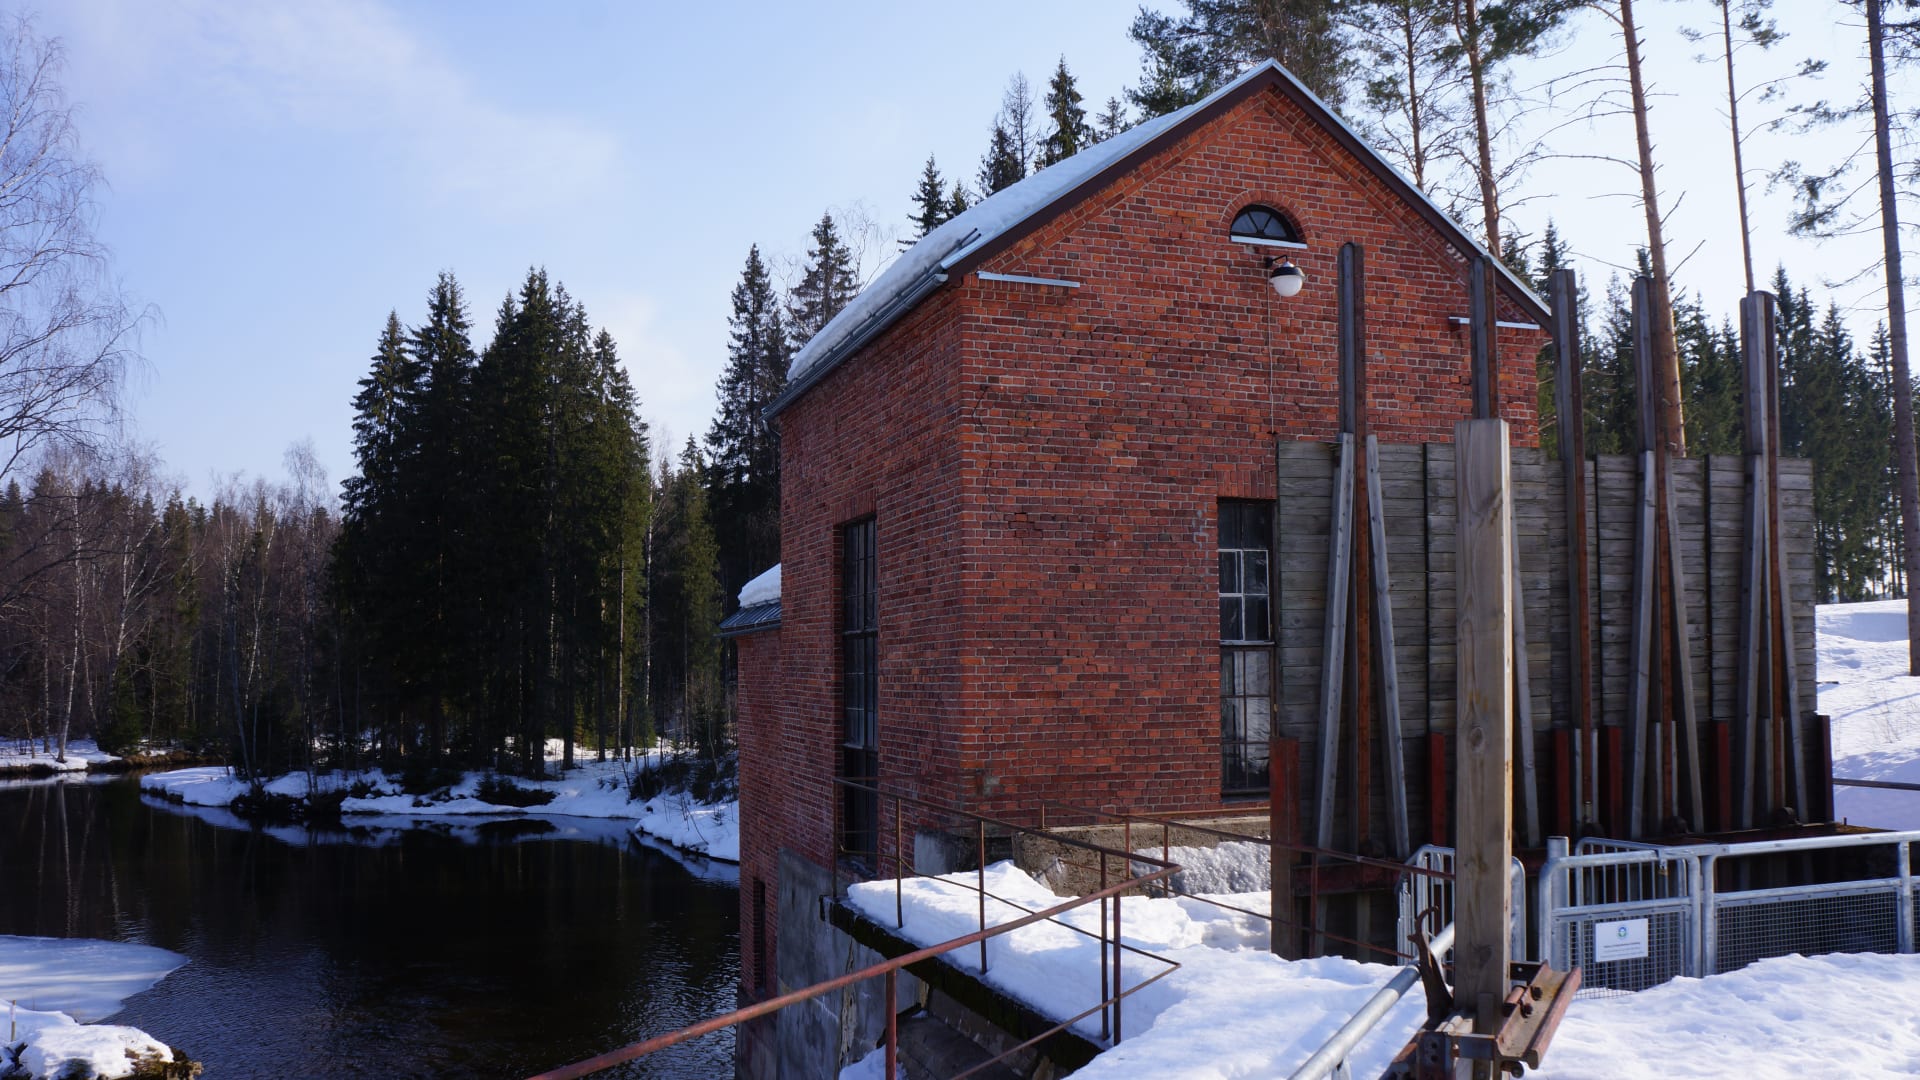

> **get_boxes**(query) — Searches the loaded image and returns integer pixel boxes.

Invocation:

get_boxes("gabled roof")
[767,59,1549,418]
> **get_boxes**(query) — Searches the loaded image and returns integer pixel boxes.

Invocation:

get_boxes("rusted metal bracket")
[1386,961,1581,1078]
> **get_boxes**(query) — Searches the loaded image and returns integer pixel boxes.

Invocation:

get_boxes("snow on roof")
[773,61,1546,418]
[784,82,1197,388]
[738,563,781,608]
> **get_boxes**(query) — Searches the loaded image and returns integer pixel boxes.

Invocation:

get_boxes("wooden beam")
[1453,417,1514,1037]
[1315,435,1356,850]
[1736,292,1772,828]
[1270,736,1302,959]
[1471,257,1499,420]
[1512,511,1542,847]
[1550,268,1595,830]
[1666,490,1706,830]
[1341,244,1374,854]
[1627,451,1658,838]
[1367,435,1411,858]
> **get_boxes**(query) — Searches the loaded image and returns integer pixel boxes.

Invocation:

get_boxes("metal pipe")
[1287,924,1455,1080]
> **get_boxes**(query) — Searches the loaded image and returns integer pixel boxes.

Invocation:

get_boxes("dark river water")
[0,775,739,1079]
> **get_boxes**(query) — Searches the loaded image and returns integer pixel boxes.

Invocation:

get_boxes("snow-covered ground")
[1820,599,1920,830]
[0,936,187,1079]
[0,738,119,774]
[835,599,1920,1078]
[844,860,1920,1079]
[140,747,740,865]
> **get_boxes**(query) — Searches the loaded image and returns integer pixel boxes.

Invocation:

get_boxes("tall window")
[1220,500,1274,794]
[840,518,879,862]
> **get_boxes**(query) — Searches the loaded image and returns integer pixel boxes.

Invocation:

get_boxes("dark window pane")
[1245,598,1270,642]
[1219,551,1239,593]
[1244,551,1268,597]
[1246,505,1272,549]
[1221,598,1241,641]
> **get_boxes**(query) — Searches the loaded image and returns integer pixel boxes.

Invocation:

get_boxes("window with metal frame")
[1229,204,1302,244]
[840,518,879,864]
[1219,500,1275,794]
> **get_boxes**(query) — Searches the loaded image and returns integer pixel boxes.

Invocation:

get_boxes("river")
[0,774,739,1078]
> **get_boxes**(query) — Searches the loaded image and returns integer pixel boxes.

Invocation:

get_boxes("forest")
[0,0,1915,776]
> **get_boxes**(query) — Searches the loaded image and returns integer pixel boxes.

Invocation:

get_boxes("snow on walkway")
[1,936,187,1079]
[1820,599,1920,829]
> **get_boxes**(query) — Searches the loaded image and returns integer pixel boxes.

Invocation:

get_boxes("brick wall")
[736,81,1548,997]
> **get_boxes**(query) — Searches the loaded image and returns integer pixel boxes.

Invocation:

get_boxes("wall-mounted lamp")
[1266,256,1305,298]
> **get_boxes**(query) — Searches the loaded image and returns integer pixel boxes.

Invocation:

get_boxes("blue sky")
[37,1,1900,498]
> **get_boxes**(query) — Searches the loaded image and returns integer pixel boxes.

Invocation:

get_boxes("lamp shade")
[1269,259,1305,299]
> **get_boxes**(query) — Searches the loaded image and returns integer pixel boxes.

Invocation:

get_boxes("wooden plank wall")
[1273,443,1818,849]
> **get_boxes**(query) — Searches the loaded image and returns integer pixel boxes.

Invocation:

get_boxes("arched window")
[1229,204,1302,245]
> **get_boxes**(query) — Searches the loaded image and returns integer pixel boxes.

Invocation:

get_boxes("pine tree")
[1037,57,1094,167]
[788,213,860,347]
[707,246,791,603]
[910,156,951,237]
[979,122,1025,195]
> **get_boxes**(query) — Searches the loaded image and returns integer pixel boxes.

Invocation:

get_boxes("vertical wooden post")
[1736,292,1773,828]
[1314,435,1356,850]
[1341,244,1374,857]
[1550,269,1595,829]
[1270,736,1302,959]
[1470,257,1499,420]
[1454,418,1513,1045]
[1368,436,1412,858]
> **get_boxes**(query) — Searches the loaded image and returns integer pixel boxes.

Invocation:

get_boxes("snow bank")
[739,563,781,607]
[1,935,187,1079]
[140,766,249,806]
[630,792,739,862]
[1819,599,1920,829]
[1134,841,1271,895]
[138,751,740,864]
[0,738,120,774]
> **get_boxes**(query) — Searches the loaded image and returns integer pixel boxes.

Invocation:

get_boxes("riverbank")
[0,936,196,1079]
[139,748,740,864]
[0,739,217,779]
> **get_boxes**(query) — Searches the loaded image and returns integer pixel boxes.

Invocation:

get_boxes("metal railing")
[1034,798,1459,964]
[1536,829,1920,997]
[528,782,1185,1079]
[1396,845,1528,965]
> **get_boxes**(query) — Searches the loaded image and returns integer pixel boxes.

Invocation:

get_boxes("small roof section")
[768,60,1549,419]
[719,601,780,638]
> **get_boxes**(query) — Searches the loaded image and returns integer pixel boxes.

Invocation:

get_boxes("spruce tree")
[707,245,791,603]
[948,181,973,218]
[1127,0,1352,117]
[1095,97,1131,140]
[1037,57,1094,167]
[788,213,860,347]
[910,156,950,237]
[978,123,1025,195]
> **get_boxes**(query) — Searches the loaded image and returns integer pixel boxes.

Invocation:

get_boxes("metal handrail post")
[1539,837,1568,965]
[1898,841,1915,954]
[1115,884,1124,1043]
[977,818,988,973]
[1701,853,1719,976]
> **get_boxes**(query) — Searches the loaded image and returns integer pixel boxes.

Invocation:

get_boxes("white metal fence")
[1399,831,1920,999]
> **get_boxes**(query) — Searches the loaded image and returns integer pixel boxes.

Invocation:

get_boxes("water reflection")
[0,777,739,1078]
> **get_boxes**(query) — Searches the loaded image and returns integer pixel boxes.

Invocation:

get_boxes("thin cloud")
[62,0,619,210]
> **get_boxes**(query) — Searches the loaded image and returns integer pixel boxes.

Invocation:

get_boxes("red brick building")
[725,60,1553,1050]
